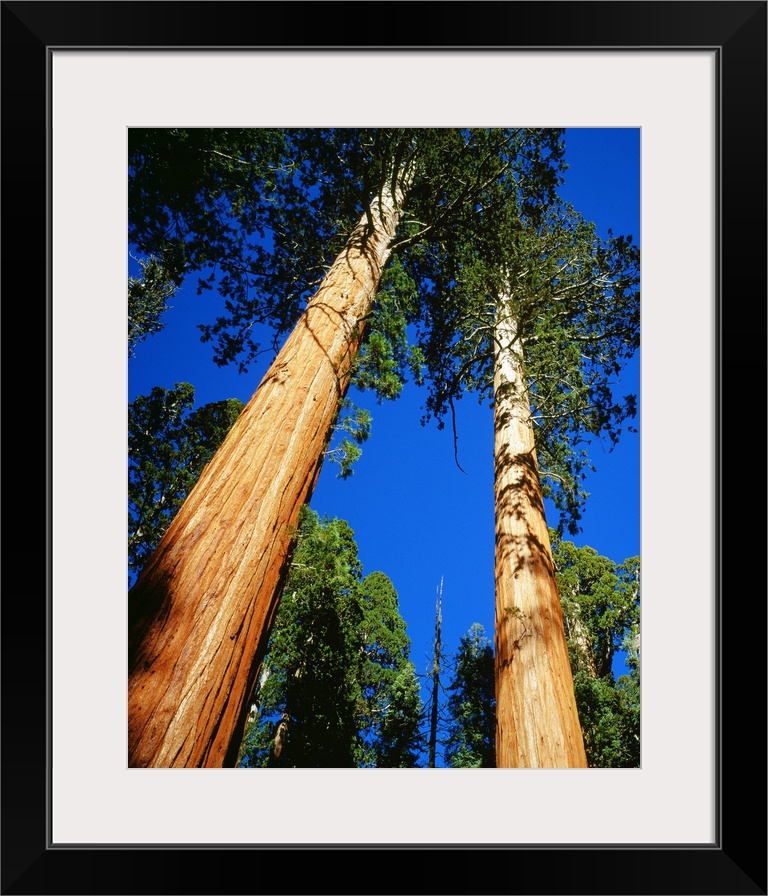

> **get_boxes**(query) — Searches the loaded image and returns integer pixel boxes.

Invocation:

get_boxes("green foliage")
[128,255,178,354]
[129,128,567,391]
[128,383,243,577]
[324,398,372,479]
[353,257,425,401]
[131,129,631,509]
[129,127,288,288]
[444,623,497,768]
[130,127,406,372]
[551,533,640,767]
[571,671,639,768]
[410,130,640,535]
[238,508,424,768]
[332,255,428,477]
[357,571,425,768]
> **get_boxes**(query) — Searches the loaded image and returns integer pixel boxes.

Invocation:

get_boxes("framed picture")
[7,2,765,893]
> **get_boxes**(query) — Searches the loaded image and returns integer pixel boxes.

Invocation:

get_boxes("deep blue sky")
[128,128,640,759]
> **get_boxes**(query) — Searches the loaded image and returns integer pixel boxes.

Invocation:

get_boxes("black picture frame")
[3,2,765,894]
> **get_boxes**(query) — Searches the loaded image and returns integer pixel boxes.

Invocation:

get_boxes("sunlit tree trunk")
[128,175,411,768]
[493,295,588,768]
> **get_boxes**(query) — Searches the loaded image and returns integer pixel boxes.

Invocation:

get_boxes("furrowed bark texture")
[493,301,588,768]
[128,180,409,768]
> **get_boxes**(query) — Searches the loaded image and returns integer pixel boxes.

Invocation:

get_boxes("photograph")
[127,126,642,773]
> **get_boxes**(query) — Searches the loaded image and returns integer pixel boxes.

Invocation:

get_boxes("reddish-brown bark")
[128,180,409,767]
[493,303,588,768]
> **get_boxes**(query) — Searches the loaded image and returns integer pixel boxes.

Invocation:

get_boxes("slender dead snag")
[427,577,444,768]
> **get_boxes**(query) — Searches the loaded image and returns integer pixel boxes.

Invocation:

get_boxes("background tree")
[552,537,640,767]
[238,507,423,768]
[444,623,497,768]
[128,383,244,577]
[129,127,288,340]
[128,254,179,356]
[128,128,555,767]
[409,132,640,766]
[356,570,425,768]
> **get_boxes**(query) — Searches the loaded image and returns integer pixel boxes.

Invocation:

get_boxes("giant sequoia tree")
[411,139,639,766]
[127,128,544,767]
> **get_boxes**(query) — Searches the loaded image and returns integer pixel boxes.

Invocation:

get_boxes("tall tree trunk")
[493,297,588,768]
[128,175,411,768]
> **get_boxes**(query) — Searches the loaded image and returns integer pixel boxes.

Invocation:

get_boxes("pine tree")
[237,507,423,768]
[356,571,425,768]
[444,624,496,768]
